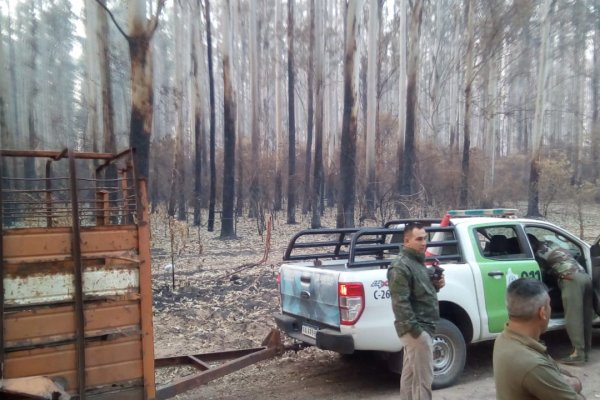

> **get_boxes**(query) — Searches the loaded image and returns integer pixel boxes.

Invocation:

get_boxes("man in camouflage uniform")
[388,223,445,400]
[528,234,593,364]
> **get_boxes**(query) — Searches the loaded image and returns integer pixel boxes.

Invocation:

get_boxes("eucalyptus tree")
[84,0,100,151]
[84,0,115,155]
[527,0,557,217]
[398,0,423,208]
[337,0,360,228]
[458,0,474,207]
[205,0,217,232]
[303,0,315,215]
[24,2,38,184]
[287,0,297,224]
[0,11,10,158]
[96,0,166,184]
[569,0,587,185]
[6,6,21,157]
[192,0,206,226]
[311,0,325,228]
[167,1,189,221]
[97,0,115,155]
[592,5,600,182]
[397,0,407,195]
[273,0,283,211]
[221,0,237,238]
[249,0,261,219]
[365,0,380,215]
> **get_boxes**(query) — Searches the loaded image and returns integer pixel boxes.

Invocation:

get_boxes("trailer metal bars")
[154,329,285,399]
[1,148,138,399]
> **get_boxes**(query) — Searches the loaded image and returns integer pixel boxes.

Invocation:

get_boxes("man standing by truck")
[528,234,593,365]
[388,223,445,400]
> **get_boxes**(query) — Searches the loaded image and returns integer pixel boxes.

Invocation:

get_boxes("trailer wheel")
[432,318,466,389]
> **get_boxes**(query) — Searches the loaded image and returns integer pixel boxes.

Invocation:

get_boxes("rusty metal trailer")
[0,149,284,400]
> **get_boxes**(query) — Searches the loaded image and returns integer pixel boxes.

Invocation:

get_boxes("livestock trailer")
[0,149,155,399]
[0,149,283,400]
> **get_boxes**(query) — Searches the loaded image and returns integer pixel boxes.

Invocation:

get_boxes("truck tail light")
[338,282,365,325]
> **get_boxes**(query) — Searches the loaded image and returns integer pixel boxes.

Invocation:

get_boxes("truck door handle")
[488,271,504,277]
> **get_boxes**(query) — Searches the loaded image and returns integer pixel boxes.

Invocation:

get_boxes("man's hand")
[560,370,582,393]
[433,275,445,291]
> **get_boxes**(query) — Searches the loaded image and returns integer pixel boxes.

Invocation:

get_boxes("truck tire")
[432,318,466,389]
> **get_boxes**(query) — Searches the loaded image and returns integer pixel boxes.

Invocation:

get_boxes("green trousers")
[558,271,593,355]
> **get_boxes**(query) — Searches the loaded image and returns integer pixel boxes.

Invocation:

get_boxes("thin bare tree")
[311,0,325,228]
[399,0,423,209]
[303,0,316,214]
[337,0,359,228]
[287,0,297,224]
[527,0,556,216]
[221,0,237,238]
[459,0,474,207]
[205,0,217,232]
[365,0,380,215]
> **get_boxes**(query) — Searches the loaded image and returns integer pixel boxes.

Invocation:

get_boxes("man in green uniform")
[388,223,445,400]
[528,234,593,364]
[493,278,584,400]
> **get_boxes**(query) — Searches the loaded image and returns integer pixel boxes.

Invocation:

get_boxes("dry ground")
[150,204,600,399]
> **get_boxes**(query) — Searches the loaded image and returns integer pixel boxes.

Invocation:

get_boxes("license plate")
[302,324,318,339]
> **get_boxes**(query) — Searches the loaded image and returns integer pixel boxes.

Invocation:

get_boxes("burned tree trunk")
[336,0,359,228]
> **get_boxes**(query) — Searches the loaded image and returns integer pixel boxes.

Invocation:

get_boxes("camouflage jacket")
[536,241,584,278]
[387,247,439,338]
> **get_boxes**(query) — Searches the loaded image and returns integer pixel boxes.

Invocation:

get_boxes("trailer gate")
[1,149,285,400]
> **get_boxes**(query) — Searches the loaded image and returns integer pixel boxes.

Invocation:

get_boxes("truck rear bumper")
[273,312,355,354]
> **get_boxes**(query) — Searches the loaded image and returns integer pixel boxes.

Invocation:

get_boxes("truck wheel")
[432,318,466,389]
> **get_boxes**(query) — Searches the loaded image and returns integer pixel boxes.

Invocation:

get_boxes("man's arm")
[560,369,583,394]
[522,365,584,399]
[388,264,421,338]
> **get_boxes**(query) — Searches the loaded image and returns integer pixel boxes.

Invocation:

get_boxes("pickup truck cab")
[274,209,600,388]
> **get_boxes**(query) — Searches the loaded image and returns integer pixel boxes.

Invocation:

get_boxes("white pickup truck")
[274,209,600,388]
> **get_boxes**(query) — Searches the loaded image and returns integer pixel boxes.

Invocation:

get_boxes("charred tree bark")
[287,0,297,224]
[527,0,555,217]
[249,0,261,219]
[205,0,217,232]
[221,0,237,238]
[273,0,283,211]
[303,0,315,215]
[97,0,166,198]
[311,0,324,229]
[399,0,423,208]
[336,0,359,228]
[459,0,474,207]
[192,1,204,226]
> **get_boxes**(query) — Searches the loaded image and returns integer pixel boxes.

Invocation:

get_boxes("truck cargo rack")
[284,222,463,268]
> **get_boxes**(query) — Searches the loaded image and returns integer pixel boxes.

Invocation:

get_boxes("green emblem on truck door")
[471,224,540,333]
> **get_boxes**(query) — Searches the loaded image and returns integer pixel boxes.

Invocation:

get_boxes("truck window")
[475,226,527,260]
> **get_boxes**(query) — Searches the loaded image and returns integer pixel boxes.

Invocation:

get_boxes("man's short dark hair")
[404,222,425,236]
[506,278,548,320]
